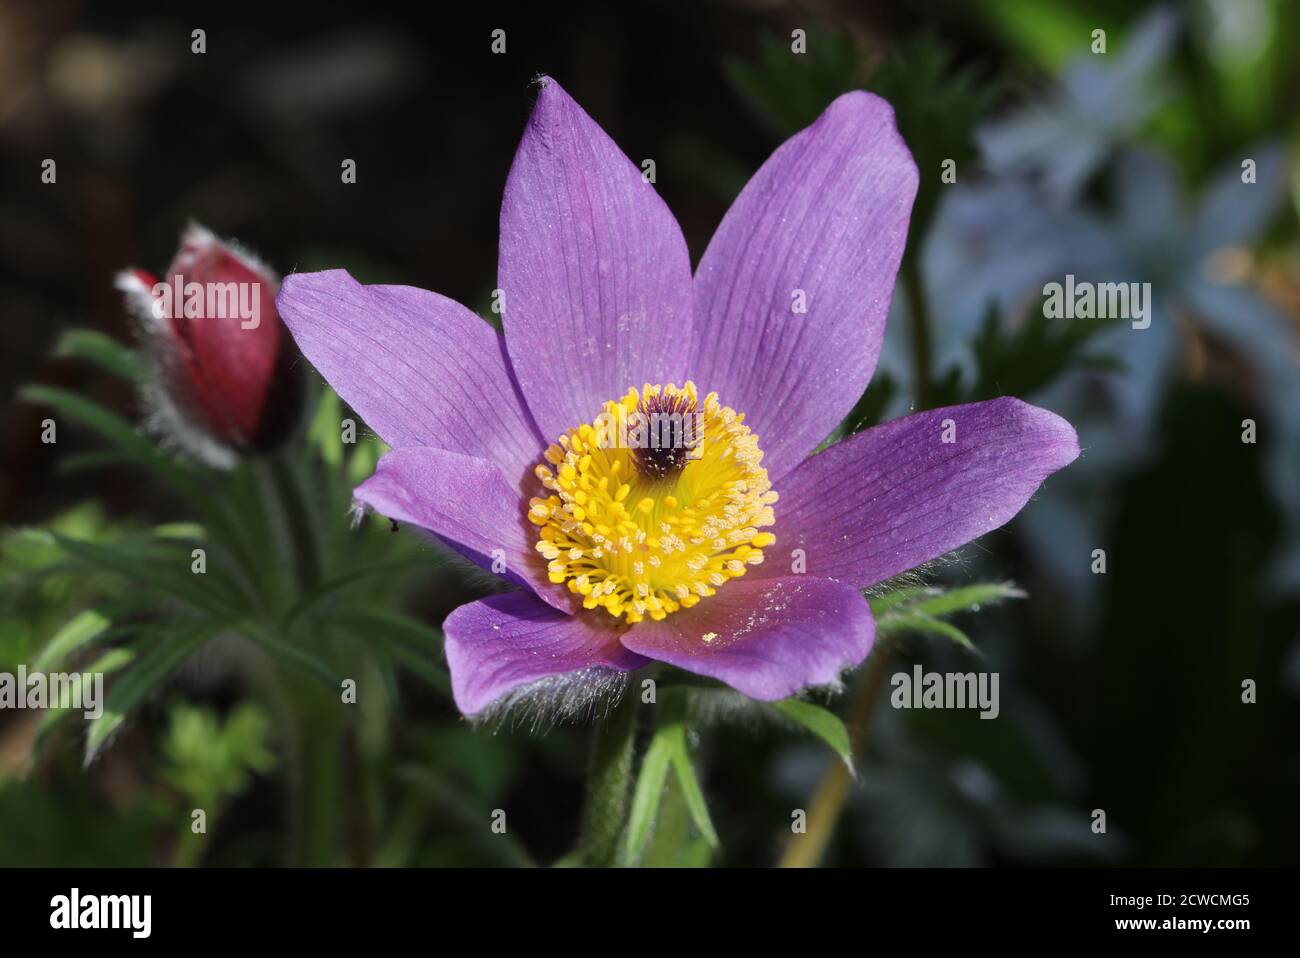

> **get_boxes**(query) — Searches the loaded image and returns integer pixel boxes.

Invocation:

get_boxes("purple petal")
[277,269,543,492]
[355,446,574,614]
[758,398,1079,587]
[498,78,694,441]
[620,576,874,700]
[691,92,918,482]
[445,591,648,716]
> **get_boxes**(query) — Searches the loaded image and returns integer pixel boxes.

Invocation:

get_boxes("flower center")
[527,382,777,623]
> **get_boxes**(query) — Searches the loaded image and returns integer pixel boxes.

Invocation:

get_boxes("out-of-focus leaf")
[20,386,263,583]
[53,329,145,383]
[32,610,111,671]
[640,773,715,868]
[35,646,136,751]
[331,610,448,695]
[51,534,242,618]
[307,386,344,467]
[929,304,1124,409]
[284,556,441,627]
[347,436,388,485]
[84,622,223,764]
[975,0,1095,71]
[161,703,276,810]
[725,27,865,136]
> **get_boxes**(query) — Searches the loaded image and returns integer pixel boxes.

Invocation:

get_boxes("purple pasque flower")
[276,78,1078,717]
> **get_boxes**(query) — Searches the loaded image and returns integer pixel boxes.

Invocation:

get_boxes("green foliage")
[622,695,718,866]
[872,581,1026,652]
[160,703,276,812]
[53,328,145,383]
[768,698,854,771]
[0,504,136,670]
[928,305,1124,408]
[725,27,866,137]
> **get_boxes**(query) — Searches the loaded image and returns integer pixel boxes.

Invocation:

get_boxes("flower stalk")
[577,693,639,867]
[779,645,893,868]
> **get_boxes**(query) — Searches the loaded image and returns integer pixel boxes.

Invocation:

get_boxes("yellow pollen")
[527,381,777,624]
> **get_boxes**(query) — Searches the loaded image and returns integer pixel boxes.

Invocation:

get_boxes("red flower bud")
[116,224,299,466]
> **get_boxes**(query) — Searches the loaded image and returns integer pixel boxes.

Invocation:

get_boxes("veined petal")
[756,397,1079,587]
[277,269,544,492]
[691,91,918,482]
[444,591,648,717]
[498,78,694,442]
[620,576,874,700]
[355,447,573,614]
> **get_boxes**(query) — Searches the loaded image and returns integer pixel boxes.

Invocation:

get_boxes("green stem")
[778,647,893,868]
[578,693,639,867]
[286,677,343,867]
[267,453,322,595]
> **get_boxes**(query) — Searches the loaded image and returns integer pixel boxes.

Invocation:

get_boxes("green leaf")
[870,581,1023,654]
[35,646,136,751]
[85,623,221,764]
[32,610,111,671]
[668,742,719,849]
[51,534,242,618]
[876,613,978,652]
[904,582,1025,619]
[640,774,714,868]
[283,556,441,627]
[161,703,276,810]
[623,697,720,866]
[927,305,1124,408]
[240,624,342,688]
[330,610,448,694]
[20,385,264,591]
[347,436,388,485]
[53,329,144,382]
[22,385,165,472]
[769,698,854,772]
[868,585,938,618]
[975,0,1095,71]
[307,386,344,467]
[725,27,866,137]
[621,726,676,866]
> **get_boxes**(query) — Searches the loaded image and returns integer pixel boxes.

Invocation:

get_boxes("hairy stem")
[578,693,639,867]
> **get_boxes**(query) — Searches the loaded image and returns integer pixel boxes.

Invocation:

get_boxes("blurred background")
[2,0,1299,866]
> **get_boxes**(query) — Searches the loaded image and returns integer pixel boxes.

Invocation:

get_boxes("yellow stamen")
[528,381,776,623]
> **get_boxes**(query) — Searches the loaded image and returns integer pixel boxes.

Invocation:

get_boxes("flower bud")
[116,223,299,466]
